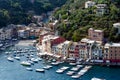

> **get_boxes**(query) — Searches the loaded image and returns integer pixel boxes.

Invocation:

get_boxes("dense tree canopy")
[53,0,120,42]
[0,0,67,27]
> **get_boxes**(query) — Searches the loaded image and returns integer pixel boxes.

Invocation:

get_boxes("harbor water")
[0,45,120,80]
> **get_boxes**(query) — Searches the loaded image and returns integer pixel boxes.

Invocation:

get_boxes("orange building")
[104,43,120,63]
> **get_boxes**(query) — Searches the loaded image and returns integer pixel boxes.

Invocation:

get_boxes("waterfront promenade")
[15,40,35,46]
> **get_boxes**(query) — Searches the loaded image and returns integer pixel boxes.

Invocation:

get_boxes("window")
[99,33,102,35]
[111,54,112,56]
[106,54,108,56]
[93,35,97,37]
[111,57,112,59]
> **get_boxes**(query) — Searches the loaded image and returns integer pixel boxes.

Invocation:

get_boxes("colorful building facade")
[88,28,104,42]
[104,43,120,63]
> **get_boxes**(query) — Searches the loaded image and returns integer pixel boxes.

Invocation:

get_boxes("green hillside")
[53,0,120,42]
[0,0,67,27]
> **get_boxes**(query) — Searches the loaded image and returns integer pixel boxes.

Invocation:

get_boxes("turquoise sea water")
[0,45,120,80]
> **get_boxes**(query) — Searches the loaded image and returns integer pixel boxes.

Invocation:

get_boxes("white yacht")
[31,58,38,63]
[71,74,81,79]
[14,56,20,60]
[36,69,45,72]
[20,61,31,66]
[52,59,56,62]
[5,52,9,55]
[69,63,76,66]
[30,54,34,57]
[86,65,92,69]
[76,65,83,68]
[71,67,79,71]
[47,65,53,68]
[38,58,42,61]
[43,66,49,70]
[56,69,64,73]
[66,71,75,76]
[91,77,106,80]
[7,57,14,62]
[43,65,52,69]
[59,61,64,64]
[28,61,34,65]
[51,62,59,65]
[26,68,33,71]
[78,69,87,75]
[60,66,69,70]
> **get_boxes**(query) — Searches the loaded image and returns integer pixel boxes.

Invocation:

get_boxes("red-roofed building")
[42,35,65,54]
[39,31,54,45]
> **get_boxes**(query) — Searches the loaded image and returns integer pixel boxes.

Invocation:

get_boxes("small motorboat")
[56,69,64,73]
[20,61,31,66]
[85,66,92,69]
[36,69,45,72]
[43,65,52,70]
[51,62,59,66]
[66,71,75,76]
[71,67,79,71]
[47,65,52,68]
[5,52,9,55]
[71,74,82,79]
[26,68,33,71]
[14,56,20,60]
[52,59,56,62]
[60,66,69,70]
[78,69,87,75]
[91,77,106,80]
[7,57,14,62]
[38,58,42,61]
[30,55,34,57]
[28,61,34,65]
[76,65,83,68]
[59,61,64,64]
[43,66,49,70]
[69,63,76,66]
[31,58,38,63]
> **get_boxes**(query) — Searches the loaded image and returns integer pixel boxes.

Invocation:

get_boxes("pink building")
[104,43,120,63]
[88,28,104,42]
[79,41,88,60]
